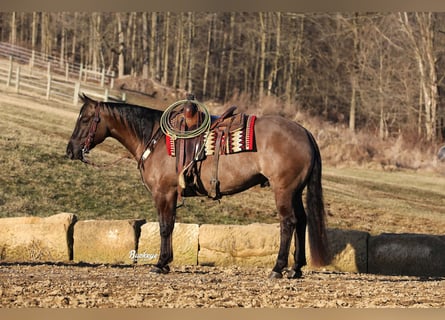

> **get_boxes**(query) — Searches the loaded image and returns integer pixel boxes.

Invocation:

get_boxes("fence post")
[6,56,13,87]
[78,63,83,81]
[29,50,35,75]
[110,71,115,89]
[46,73,51,100]
[73,82,80,105]
[15,66,20,93]
[65,62,69,81]
[47,61,51,78]
[100,68,105,87]
[45,62,52,100]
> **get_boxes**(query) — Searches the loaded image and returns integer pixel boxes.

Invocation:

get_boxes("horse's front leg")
[151,190,177,274]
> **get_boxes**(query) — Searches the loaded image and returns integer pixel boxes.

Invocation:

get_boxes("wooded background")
[1,12,445,142]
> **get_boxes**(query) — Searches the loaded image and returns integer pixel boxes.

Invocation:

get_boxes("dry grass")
[323,167,445,235]
[1,88,445,235]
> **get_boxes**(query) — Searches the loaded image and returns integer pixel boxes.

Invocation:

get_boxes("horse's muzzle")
[66,141,82,160]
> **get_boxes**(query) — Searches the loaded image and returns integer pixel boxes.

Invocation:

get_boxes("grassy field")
[1,88,445,235]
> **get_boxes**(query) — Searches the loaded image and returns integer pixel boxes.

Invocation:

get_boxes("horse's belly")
[199,152,265,194]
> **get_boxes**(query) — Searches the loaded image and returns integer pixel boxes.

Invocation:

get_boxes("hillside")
[1,86,445,236]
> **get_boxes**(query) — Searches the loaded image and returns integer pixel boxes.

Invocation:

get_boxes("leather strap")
[209,129,223,199]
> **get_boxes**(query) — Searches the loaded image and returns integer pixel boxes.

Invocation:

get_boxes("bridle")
[79,101,161,169]
[81,103,101,163]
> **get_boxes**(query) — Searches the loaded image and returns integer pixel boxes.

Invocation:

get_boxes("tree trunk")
[378,48,388,140]
[31,12,38,51]
[60,12,66,67]
[116,13,125,78]
[172,13,183,89]
[349,75,357,132]
[202,13,215,97]
[268,12,281,96]
[149,12,157,79]
[349,14,360,132]
[186,12,195,93]
[130,12,137,76]
[10,12,16,45]
[142,12,149,79]
[399,12,438,141]
[89,13,101,72]
[258,12,267,103]
[215,17,227,99]
[162,12,170,85]
[71,12,78,66]
[224,12,235,100]
[40,12,50,59]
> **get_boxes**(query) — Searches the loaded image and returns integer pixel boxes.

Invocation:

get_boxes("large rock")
[138,222,199,266]
[198,223,282,267]
[368,233,445,276]
[73,219,145,264]
[307,228,370,273]
[199,224,369,273]
[0,213,77,262]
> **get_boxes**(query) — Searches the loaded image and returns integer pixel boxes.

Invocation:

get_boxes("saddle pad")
[165,114,256,157]
[204,114,256,156]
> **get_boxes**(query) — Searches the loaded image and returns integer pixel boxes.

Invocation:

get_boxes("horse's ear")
[79,93,93,104]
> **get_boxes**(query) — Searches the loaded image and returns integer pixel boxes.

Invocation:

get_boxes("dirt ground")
[0,262,443,308]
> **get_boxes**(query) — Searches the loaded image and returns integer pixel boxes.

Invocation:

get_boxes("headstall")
[82,103,101,158]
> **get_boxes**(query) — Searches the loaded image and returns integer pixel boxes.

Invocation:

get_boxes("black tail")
[305,130,330,267]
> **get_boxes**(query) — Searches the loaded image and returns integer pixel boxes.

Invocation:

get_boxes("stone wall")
[0,213,76,261]
[1,213,444,277]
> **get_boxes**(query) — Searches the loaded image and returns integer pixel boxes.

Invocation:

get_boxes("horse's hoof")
[268,271,283,279]
[151,265,170,274]
[287,269,303,279]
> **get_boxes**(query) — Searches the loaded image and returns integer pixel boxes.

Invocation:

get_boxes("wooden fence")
[0,42,125,105]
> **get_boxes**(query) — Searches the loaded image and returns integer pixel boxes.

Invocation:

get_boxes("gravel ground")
[0,263,443,308]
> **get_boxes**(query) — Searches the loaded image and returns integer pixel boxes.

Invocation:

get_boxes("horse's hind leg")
[269,190,297,279]
[287,192,307,279]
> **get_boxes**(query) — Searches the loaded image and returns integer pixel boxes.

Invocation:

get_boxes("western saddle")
[166,96,244,200]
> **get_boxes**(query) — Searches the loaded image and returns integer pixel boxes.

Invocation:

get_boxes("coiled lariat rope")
[160,99,211,140]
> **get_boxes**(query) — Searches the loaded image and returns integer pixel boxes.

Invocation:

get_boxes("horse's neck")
[104,108,157,161]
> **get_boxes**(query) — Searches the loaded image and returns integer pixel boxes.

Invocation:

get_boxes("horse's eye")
[79,113,90,122]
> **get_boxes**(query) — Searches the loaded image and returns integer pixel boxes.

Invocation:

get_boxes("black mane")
[101,101,162,146]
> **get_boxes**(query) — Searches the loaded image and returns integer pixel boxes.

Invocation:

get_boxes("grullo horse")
[66,95,329,279]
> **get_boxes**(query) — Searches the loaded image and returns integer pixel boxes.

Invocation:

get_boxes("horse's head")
[66,94,108,162]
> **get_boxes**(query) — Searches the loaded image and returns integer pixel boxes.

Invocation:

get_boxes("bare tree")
[258,12,267,103]
[116,13,126,78]
[9,12,16,45]
[202,13,215,98]
[398,12,439,141]
[162,12,170,85]
[1,11,443,141]
[267,12,281,97]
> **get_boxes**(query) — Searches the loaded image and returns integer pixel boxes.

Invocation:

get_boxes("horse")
[66,94,330,279]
